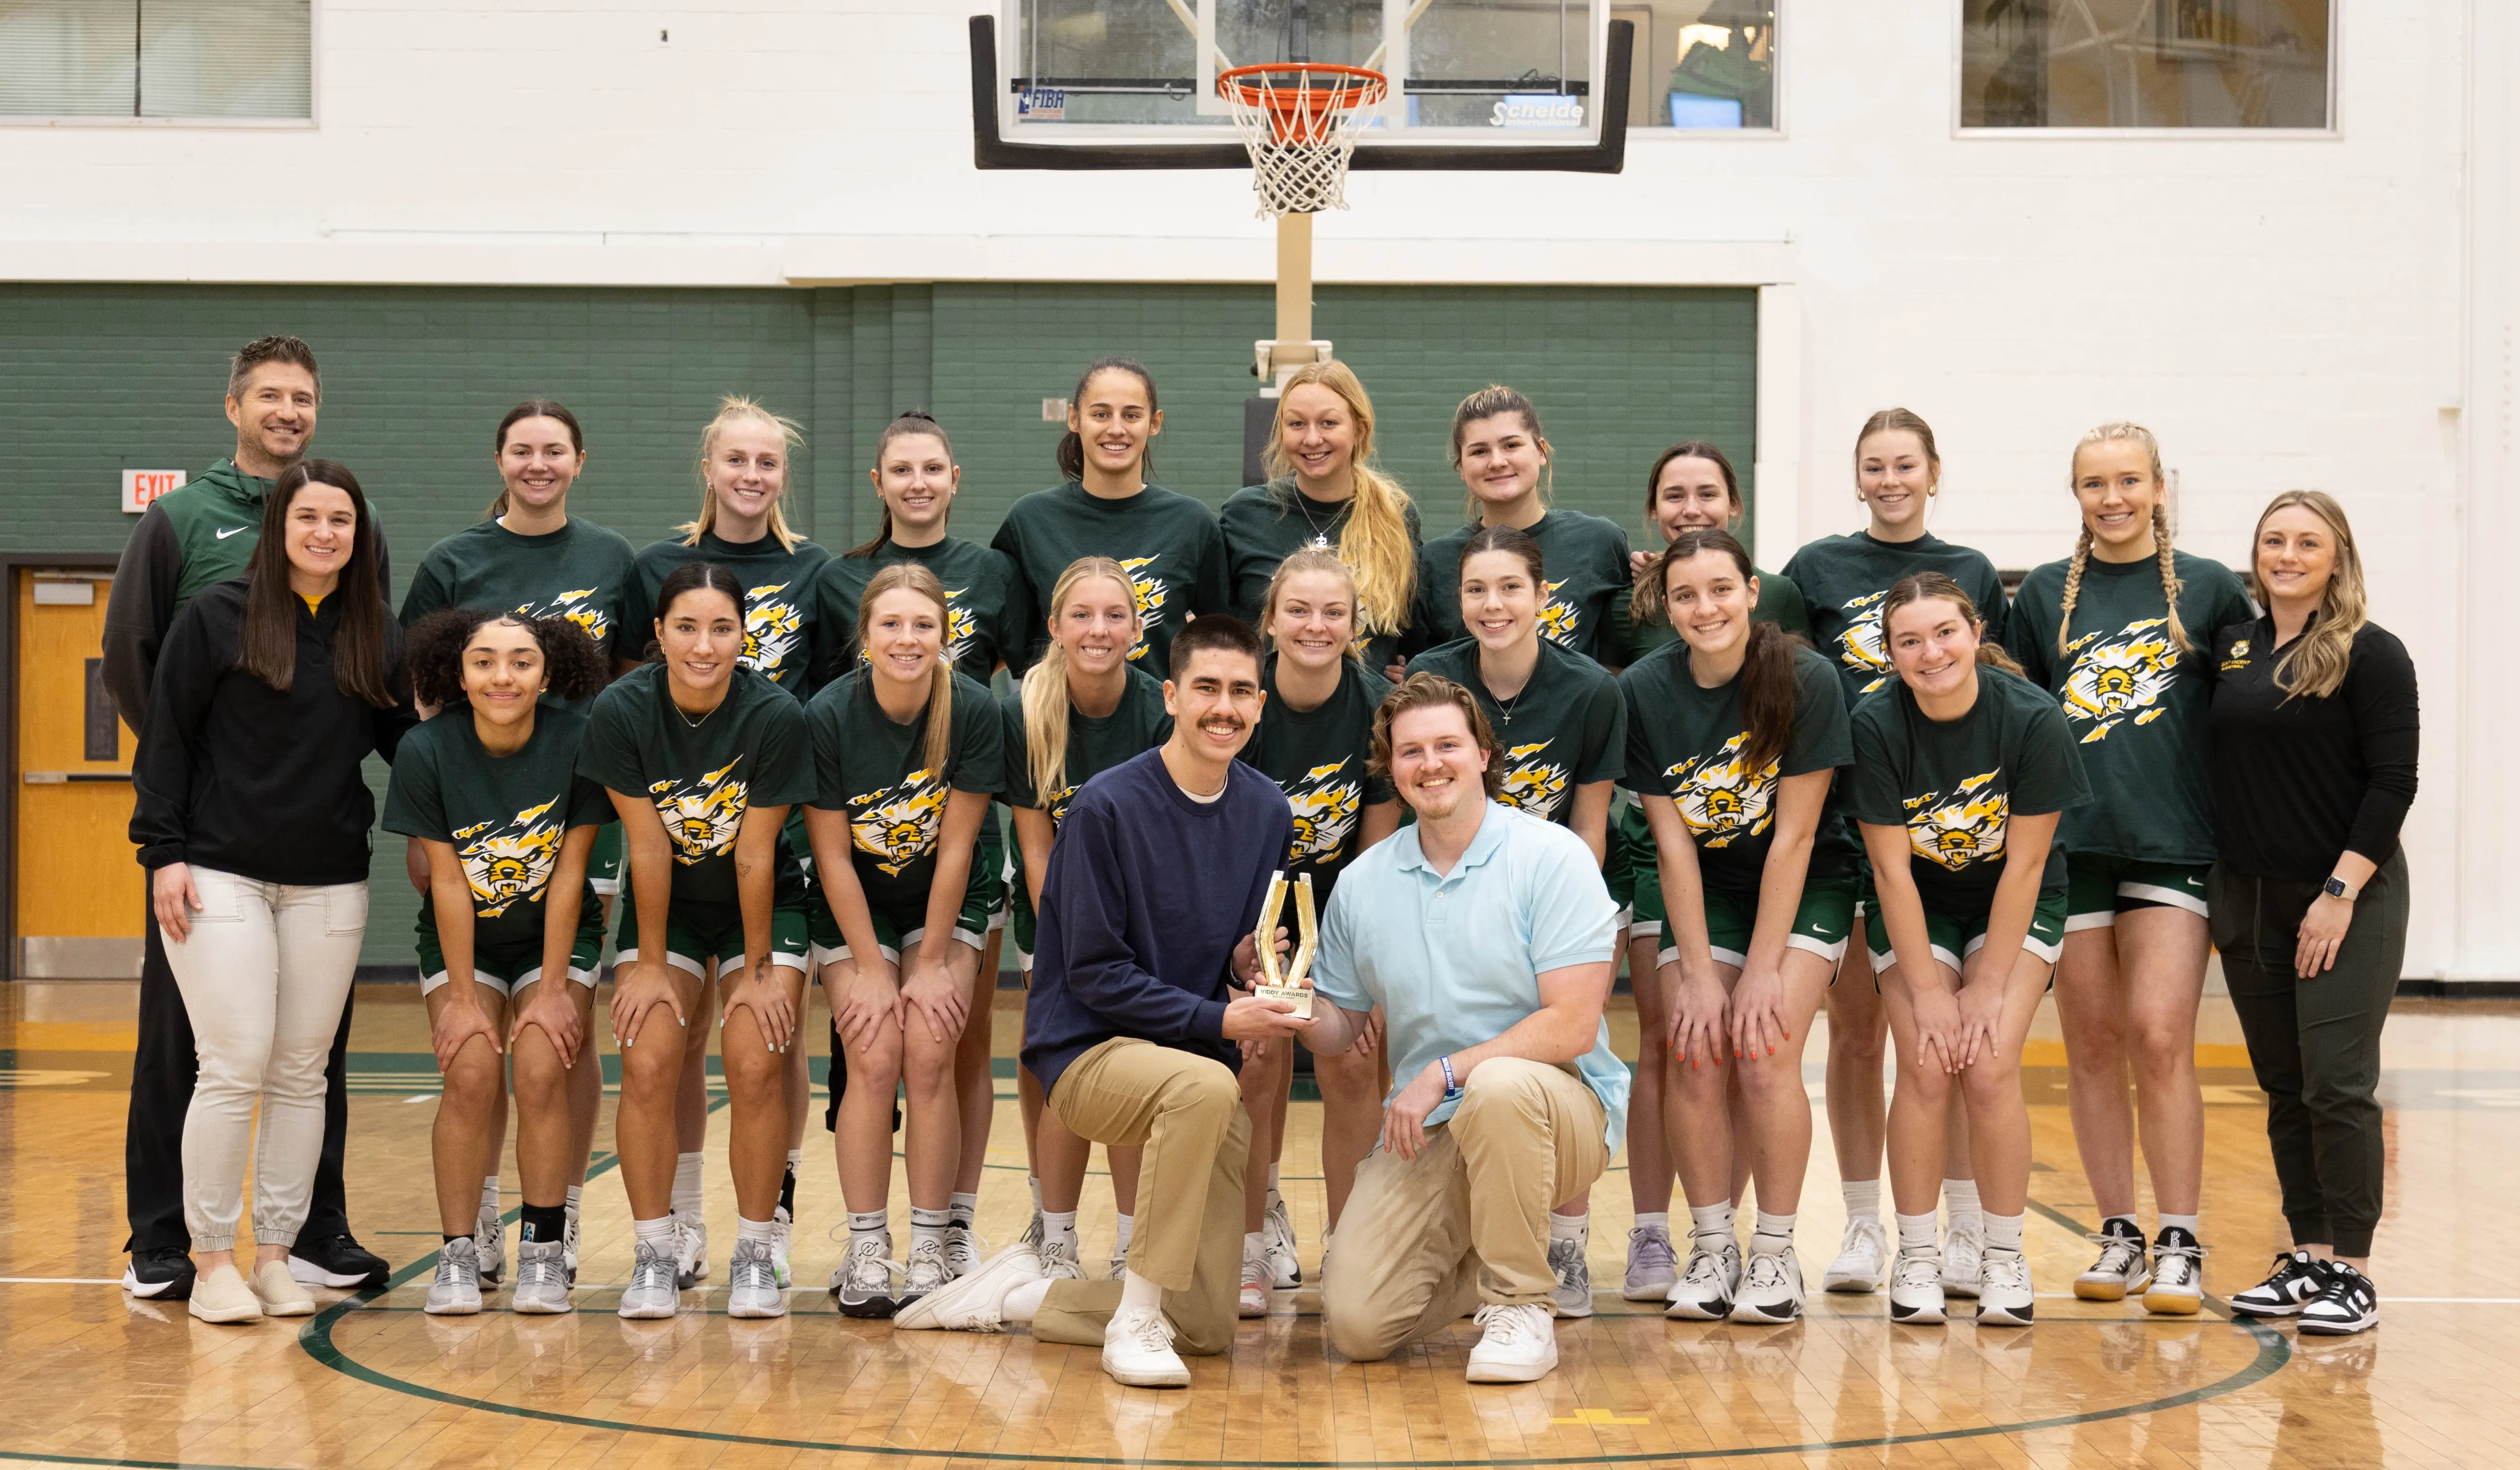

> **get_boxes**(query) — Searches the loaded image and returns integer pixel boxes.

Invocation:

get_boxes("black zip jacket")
[2207,613,2420,883]
[130,580,416,885]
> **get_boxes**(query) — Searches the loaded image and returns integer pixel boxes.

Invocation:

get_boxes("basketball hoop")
[1216,63,1388,218]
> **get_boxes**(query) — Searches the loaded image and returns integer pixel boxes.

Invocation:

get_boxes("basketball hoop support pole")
[1259,212,1330,390]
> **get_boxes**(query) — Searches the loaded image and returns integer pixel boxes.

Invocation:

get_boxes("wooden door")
[15,571,141,977]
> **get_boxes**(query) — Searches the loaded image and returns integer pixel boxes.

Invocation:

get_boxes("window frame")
[0,0,320,128]
[1949,0,2338,139]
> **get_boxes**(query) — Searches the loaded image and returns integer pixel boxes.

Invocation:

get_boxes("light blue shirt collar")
[1393,800,1513,880]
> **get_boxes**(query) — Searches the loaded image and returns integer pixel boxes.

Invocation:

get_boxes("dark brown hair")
[1458,523,1545,581]
[488,400,586,517]
[849,409,956,557]
[226,335,321,400]
[1370,672,1505,801]
[1635,529,1797,779]
[236,461,396,707]
[1056,357,1159,482]
[1448,384,1551,519]
[1644,441,1741,514]
[1167,613,1264,679]
[1879,571,2025,680]
[406,608,608,711]
[643,561,750,663]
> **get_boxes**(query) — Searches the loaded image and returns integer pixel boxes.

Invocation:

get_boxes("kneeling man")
[897,617,1310,1387]
[1305,672,1628,1383]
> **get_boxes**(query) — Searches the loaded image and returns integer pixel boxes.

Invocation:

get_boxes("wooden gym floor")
[3,981,2517,1470]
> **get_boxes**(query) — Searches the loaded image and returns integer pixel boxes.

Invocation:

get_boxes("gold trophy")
[1252,869,1318,1019]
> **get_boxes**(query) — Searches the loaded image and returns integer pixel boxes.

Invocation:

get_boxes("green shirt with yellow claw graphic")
[804,668,1006,914]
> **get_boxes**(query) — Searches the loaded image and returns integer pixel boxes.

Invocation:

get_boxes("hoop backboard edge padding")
[967,15,1632,175]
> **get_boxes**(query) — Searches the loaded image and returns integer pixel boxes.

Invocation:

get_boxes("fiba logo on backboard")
[1492,95,1583,128]
[1018,88,1066,120]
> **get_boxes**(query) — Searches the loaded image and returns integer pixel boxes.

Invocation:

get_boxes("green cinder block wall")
[0,282,1756,965]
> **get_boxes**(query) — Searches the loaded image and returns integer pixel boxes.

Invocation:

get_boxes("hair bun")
[897,408,936,423]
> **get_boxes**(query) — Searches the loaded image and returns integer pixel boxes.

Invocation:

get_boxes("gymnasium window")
[1616,0,1776,131]
[0,1,312,120]
[1960,0,2330,129]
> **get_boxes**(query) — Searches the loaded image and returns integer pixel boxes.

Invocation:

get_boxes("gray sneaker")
[1262,1196,1300,1288]
[1107,1242,1129,1281]
[511,1239,572,1315]
[1547,1234,1593,1318]
[618,1238,681,1320]
[944,1222,986,1279]
[901,1235,951,1307]
[475,1203,506,1286]
[562,1205,582,1287]
[425,1236,484,1316]
[830,1235,902,1319]
[726,1238,785,1319]
[673,1214,708,1290]
[1622,1223,1680,1301]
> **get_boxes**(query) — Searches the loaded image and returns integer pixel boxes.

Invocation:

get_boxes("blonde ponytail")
[1264,361,1418,636]
[858,563,956,775]
[1021,557,1138,804]
[2066,421,2188,657]
[682,395,805,552]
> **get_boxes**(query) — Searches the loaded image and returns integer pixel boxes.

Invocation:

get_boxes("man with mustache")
[895,614,1311,1389]
[1304,672,1627,1383]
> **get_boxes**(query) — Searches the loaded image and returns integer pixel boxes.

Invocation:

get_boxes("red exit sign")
[122,469,185,513]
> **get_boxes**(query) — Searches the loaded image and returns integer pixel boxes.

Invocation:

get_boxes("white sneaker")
[673,1214,708,1290]
[831,1235,903,1319]
[1664,1234,1742,1321]
[944,1222,987,1280]
[1888,1247,1947,1325]
[475,1202,506,1287]
[726,1237,786,1319]
[1102,1304,1191,1388]
[2143,1229,2204,1316]
[1465,1302,1558,1383]
[425,1237,484,1316]
[894,1243,1045,1333]
[2075,1221,2151,1302]
[1941,1218,1984,1299]
[1547,1234,1593,1318]
[1823,1216,1890,1293]
[1263,1196,1301,1288]
[1040,1237,1087,1282]
[1240,1246,1270,1319]
[562,1204,582,1287]
[1975,1246,2033,1327]
[1727,1244,1804,1324]
[618,1238,681,1319]
[512,1239,572,1314]
[1107,1243,1129,1281]
[1622,1223,1680,1301]
[900,1235,951,1307]
[770,1204,794,1290]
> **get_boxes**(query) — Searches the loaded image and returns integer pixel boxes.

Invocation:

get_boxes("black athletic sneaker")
[2299,1261,2379,1335]
[2229,1251,2327,1318]
[121,1246,196,1301]
[288,1233,390,1290]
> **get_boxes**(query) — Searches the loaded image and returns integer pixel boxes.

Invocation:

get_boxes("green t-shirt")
[1618,563,1814,663]
[1846,665,2091,912]
[1617,642,1856,894]
[383,707,614,955]
[2002,550,2255,865]
[991,482,1231,678]
[399,517,642,663]
[1782,531,2012,708]
[623,531,833,699]
[1241,655,1394,894]
[999,665,1174,825]
[804,669,1006,912]
[1404,636,1624,827]
[1414,508,1633,667]
[813,536,1027,681]
[1218,481,1424,672]
[578,662,817,910]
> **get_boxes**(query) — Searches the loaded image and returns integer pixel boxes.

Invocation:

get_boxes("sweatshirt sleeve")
[991,518,1049,675]
[1041,799,1229,1042]
[2343,630,2421,866]
[128,599,224,870]
[101,506,185,734]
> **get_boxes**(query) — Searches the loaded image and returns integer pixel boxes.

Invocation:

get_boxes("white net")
[1219,66,1385,218]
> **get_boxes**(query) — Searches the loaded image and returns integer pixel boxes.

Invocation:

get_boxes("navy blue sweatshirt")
[1022,748,1294,1095]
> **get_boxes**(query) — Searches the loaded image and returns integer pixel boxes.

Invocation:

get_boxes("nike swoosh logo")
[216,526,249,539]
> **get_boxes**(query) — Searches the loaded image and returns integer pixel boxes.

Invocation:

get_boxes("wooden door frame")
[2,553,126,978]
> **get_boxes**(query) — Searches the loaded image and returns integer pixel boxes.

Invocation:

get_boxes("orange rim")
[1217,63,1388,144]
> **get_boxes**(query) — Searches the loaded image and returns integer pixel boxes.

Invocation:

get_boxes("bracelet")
[1438,1054,1461,1099]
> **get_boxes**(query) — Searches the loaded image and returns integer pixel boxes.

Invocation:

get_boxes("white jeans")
[161,867,368,1252]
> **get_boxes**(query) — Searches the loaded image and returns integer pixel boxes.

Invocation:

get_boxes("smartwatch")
[2322,875,2358,901]
[1438,1054,1462,1101]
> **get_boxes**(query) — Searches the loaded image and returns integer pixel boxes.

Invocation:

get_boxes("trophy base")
[1253,983,1314,1019]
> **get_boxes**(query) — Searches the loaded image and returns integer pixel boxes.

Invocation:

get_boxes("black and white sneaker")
[2229,1251,2328,1318]
[2299,1261,2379,1335]
[121,1246,196,1302]
[1888,1247,1947,1325]
[289,1233,390,1290]
[1974,1247,2034,1327]
[2143,1227,2204,1316]
[2073,1218,2150,1302]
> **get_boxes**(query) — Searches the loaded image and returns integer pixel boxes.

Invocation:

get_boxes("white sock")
[672,1152,705,1218]
[1549,1210,1590,1244]
[2158,1213,2200,1239]
[911,1206,953,1250]
[1982,1210,2025,1253]
[785,1147,803,1171]
[1041,1210,1078,1254]
[1942,1178,1979,1231]
[1841,1178,1881,1219]
[1634,1211,1671,1235]
[633,1215,676,1250]
[1896,1211,1939,1254]
[848,1209,890,1250]
[736,1214,778,1245]
[1114,1214,1135,1254]
[949,1191,980,1228]
[1268,1163,1282,1191]
[1028,1175,1042,1213]
[1752,1211,1796,1253]
[1001,1276,1053,1325]
[1687,1202,1735,1241]
[1119,1267,1162,1315]
[564,1184,583,1220]
[481,1175,500,1210]
[1245,1231,1267,1263]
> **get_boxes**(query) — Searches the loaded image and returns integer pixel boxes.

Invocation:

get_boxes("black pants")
[124,916,357,1253]
[2208,850,2409,1259]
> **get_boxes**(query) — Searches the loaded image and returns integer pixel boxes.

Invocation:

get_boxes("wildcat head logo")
[2221,637,2251,672]
[851,768,950,877]
[1282,758,1364,868]
[517,588,609,644]
[1535,578,1581,647]
[741,583,805,681]
[451,798,566,918]
[648,758,748,865]
[1903,770,2008,871]
[2061,618,2177,742]
[1498,740,1571,820]
[1120,556,1167,662]
[1662,732,1778,847]
[1839,590,1892,691]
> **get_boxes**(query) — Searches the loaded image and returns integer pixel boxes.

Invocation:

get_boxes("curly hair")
[406,607,609,712]
[1369,672,1506,803]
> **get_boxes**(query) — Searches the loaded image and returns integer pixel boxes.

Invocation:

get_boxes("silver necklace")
[671,693,721,729]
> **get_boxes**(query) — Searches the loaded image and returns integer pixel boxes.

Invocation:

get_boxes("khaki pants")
[1320,1056,1607,1362]
[1034,1038,1250,1355]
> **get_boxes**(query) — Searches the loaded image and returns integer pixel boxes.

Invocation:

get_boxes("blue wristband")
[1439,1054,1461,1099]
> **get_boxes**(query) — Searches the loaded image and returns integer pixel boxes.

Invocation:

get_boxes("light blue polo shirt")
[1313,800,1630,1153]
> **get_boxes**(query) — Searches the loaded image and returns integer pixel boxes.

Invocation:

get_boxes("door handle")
[23,771,134,783]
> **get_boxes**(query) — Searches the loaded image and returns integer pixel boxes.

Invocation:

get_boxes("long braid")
[2152,500,2189,654]
[2056,526,2094,659]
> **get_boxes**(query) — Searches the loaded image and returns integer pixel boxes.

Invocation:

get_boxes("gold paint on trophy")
[1252,869,1318,1019]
